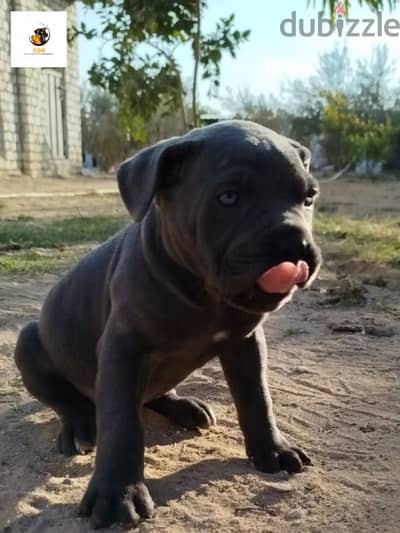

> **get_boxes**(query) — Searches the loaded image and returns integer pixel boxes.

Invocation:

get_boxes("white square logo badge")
[10,11,67,68]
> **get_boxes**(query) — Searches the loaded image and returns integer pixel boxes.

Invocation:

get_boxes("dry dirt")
[1,175,400,219]
[0,178,399,532]
[0,175,120,219]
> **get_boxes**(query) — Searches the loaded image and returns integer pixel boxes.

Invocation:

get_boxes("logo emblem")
[29,25,50,47]
[334,2,346,17]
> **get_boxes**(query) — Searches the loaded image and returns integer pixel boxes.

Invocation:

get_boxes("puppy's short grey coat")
[15,120,322,529]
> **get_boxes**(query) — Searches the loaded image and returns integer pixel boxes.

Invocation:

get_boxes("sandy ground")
[319,179,400,217]
[0,174,120,219]
[0,178,399,532]
[1,174,400,219]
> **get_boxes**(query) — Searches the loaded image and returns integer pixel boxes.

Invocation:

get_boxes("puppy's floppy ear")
[288,138,312,172]
[117,137,197,221]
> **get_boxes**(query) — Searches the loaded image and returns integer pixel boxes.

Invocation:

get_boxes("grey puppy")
[15,120,322,529]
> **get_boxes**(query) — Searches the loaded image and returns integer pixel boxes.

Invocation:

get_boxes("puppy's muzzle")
[266,223,321,281]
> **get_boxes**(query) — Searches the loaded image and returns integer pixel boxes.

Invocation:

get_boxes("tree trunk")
[177,72,188,132]
[192,0,201,128]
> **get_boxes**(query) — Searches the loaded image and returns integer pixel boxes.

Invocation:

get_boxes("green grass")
[0,215,127,251]
[0,215,128,273]
[0,247,95,274]
[0,212,398,274]
[315,213,400,267]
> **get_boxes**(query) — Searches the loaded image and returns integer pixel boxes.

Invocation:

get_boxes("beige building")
[0,0,81,177]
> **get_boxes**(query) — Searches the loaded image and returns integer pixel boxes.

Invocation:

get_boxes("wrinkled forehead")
[209,136,293,170]
[193,132,313,192]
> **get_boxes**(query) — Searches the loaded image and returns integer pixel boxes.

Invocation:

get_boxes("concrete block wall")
[0,0,82,178]
[0,0,22,175]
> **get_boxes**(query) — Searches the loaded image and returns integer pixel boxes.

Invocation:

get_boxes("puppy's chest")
[152,309,260,355]
[149,327,218,368]
[144,337,213,400]
[144,313,262,401]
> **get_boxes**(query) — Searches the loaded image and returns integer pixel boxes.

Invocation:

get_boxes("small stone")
[328,321,364,334]
[363,276,387,288]
[286,508,305,520]
[292,366,311,374]
[364,325,395,337]
[359,423,375,433]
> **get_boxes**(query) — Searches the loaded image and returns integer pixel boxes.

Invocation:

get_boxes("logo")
[29,25,50,47]
[334,2,346,17]
[280,3,400,38]
[334,2,345,35]
[11,11,67,68]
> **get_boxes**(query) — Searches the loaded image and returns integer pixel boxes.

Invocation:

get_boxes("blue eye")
[218,190,239,207]
[304,186,318,207]
[304,196,314,207]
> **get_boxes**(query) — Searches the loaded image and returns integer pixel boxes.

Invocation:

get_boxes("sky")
[77,0,400,114]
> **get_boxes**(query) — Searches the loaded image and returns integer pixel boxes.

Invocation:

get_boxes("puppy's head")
[118,120,322,313]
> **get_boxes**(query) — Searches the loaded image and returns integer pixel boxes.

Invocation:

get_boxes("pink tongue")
[257,261,309,294]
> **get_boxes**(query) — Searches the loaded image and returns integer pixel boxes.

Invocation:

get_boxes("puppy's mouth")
[255,260,309,295]
[218,237,323,313]
[219,257,321,314]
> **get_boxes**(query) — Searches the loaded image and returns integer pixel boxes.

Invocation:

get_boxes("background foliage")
[78,0,400,176]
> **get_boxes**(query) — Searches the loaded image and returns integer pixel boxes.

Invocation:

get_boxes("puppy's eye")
[218,190,239,207]
[304,186,319,207]
[304,196,314,207]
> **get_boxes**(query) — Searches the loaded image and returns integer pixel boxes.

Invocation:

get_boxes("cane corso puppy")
[15,120,322,529]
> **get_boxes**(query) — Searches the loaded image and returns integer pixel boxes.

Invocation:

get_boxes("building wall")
[0,0,22,175]
[0,0,82,177]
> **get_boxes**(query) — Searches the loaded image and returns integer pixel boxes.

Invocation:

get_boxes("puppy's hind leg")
[14,321,96,456]
[146,389,216,430]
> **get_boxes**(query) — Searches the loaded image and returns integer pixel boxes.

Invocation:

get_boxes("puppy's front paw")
[79,479,154,529]
[248,437,312,475]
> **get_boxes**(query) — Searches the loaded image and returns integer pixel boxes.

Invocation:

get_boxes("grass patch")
[0,215,128,273]
[0,246,95,274]
[315,213,400,267]
[0,212,398,274]
[0,215,127,251]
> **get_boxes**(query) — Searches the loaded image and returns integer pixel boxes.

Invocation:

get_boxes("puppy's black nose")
[269,224,312,262]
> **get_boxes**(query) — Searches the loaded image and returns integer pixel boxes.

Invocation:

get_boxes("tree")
[81,87,132,170]
[321,90,393,172]
[278,41,399,172]
[352,45,398,122]
[277,46,355,147]
[68,0,398,14]
[282,45,351,116]
[224,88,294,136]
[74,1,250,141]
